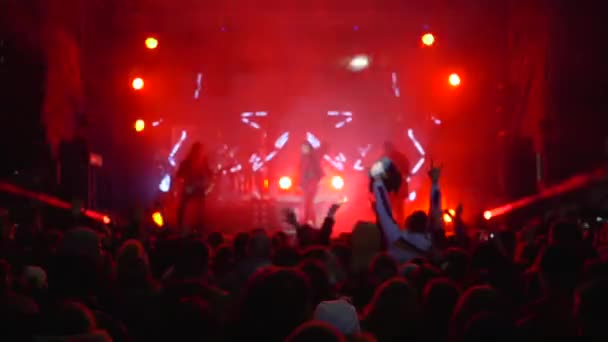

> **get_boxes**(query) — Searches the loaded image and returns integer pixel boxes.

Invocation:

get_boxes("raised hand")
[455,203,464,218]
[370,160,385,178]
[427,159,442,184]
[327,202,343,218]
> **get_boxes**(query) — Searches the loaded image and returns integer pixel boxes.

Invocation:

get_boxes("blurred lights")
[421,33,435,46]
[145,37,158,50]
[483,210,492,220]
[134,119,145,132]
[132,77,144,90]
[152,211,164,227]
[449,73,461,87]
[102,215,111,225]
[408,191,417,201]
[443,213,453,223]
[331,176,345,190]
[279,176,292,190]
[349,55,369,72]
[159,174,171,192]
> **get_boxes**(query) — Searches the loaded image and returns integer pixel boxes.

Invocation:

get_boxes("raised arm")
[428,162,444,233]
[372,178,403,246]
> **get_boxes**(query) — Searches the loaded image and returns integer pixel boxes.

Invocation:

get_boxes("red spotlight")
[449,73,461,87]
[102,215,111,225]
[145,37,158,50]
[421,33,435,46]
[331,176,344,190]
[152,211,164,228]
[278,176,292,190]
[132,77,144,90]
[134,119,145,132]
[483,210,492,220]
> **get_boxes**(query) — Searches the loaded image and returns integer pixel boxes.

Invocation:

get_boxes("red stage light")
[279,176,292,190]
[102,215,111,225]
[132,77,144,90]
[331,176,345,190]
[134,119,145,132]
[483,210,492,220]
[421,33,435,46]
[152,211,164,227]
[449,73,461,87]
[145,37,158,50]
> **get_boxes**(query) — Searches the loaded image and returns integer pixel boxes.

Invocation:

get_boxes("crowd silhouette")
[1,162,608,341]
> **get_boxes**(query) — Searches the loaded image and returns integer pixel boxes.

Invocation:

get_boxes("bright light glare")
[134,119,145,132]
[408,191,417,201]
[483,210,492,220]
[349,55,369,71]
[331,176,345,190]
[422,33,435,46]
[279,176,292,190]
[145,37,158,49]
[102,216,111,224]
[132,77,144,90]
[449,73,461,87]
[152,211,164,227]
[159,174,171,192]
[443,213,453,223]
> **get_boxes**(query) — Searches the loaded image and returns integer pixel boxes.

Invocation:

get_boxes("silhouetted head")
[174,238,210,279]
[286,321,346,342]
[237,267,312,341]
[422,277,461,340]
[539,244,583,293]
[301,142,313,155]
[575,280,608,338]
[207,231,224,250]
[299,259,332,306]
[369,252,399,287]
[362,278,421,341]
[406,211,428,233]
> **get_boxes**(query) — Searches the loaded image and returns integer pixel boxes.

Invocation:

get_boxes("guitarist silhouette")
[176,142,214,235]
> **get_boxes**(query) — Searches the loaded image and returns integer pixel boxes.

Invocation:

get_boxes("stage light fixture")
[152,211,164,227]
[483,210,492,220]
[443,213,453,223]
[145,37,158,50]
[279,176,292,190]
[134,119,145,132]
[132,77,144,90]
[348,55,369,72]
[421,33,435,46]
[103,215,111,225]
[331,176,345,190]
[449,73,461,87]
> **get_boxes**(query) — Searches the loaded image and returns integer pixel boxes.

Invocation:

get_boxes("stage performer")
[299,141,324,224]
[383,141,410,225]
[176,142,213,236]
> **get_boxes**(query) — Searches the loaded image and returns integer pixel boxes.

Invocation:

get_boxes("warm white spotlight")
[348,55,370,72]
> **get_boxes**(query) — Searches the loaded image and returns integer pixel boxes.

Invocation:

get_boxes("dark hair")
[299,259,332,306]
[236,267,312,341]
[174,238,210,278]
[286,321,346,342]
[406,211,428,233]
